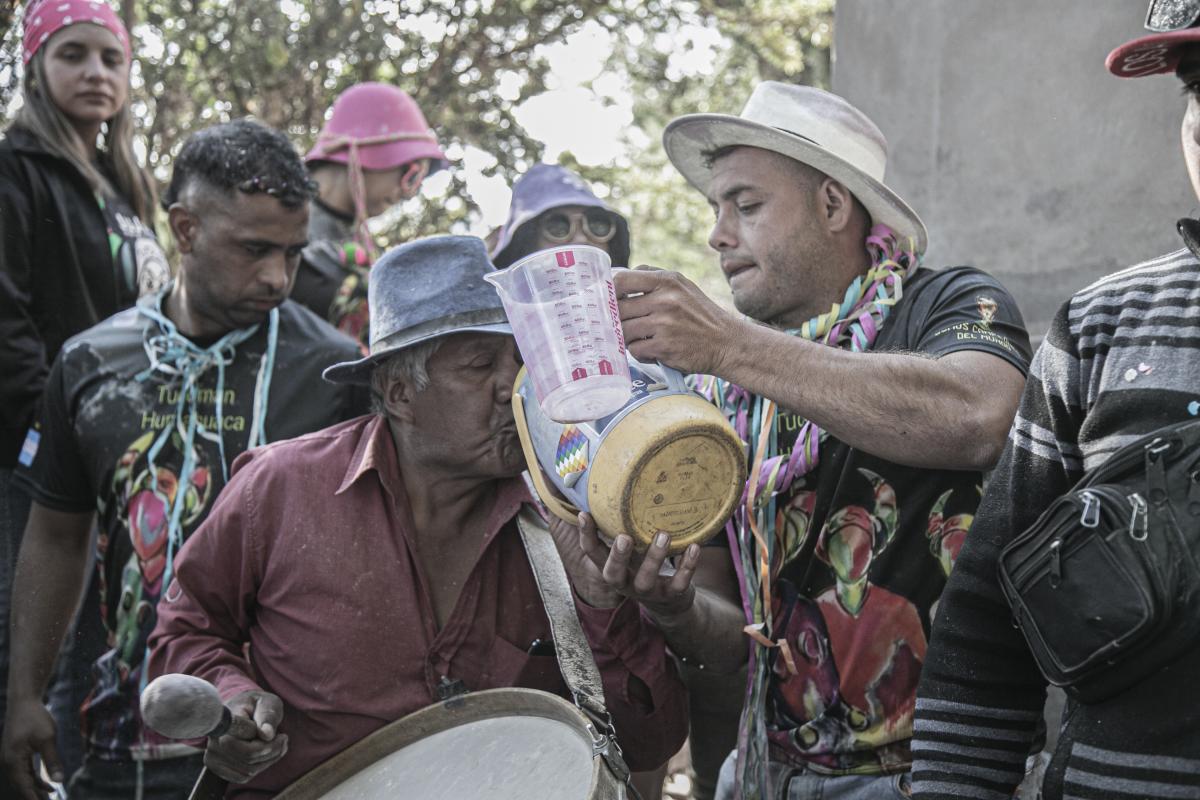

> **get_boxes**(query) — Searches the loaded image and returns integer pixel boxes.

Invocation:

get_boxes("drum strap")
[515,507,608,710]
[515,507,633,790]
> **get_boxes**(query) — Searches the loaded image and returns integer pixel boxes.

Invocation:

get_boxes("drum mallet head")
[140,673,233,739]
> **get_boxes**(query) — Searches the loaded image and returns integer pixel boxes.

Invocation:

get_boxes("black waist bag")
[998,419,1200,703]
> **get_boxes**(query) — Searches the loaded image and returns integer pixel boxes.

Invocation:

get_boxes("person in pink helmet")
[291,83,448,349]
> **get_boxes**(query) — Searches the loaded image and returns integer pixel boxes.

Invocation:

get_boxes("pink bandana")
[22,0,132,65]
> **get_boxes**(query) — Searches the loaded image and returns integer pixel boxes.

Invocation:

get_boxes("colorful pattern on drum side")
[555,425,589,482]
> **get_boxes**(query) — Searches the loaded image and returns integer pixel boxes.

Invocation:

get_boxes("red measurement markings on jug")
[604,279,625,355]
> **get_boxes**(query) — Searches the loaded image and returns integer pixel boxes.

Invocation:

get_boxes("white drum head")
[276,689,605,800]
[318,715,593,799]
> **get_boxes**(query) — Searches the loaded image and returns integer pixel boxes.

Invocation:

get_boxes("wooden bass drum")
[274,688,625,799]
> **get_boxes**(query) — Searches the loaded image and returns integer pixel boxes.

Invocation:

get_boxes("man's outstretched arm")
[147,454,287,785]
[1,505,93,799]
[615,268,1028,471]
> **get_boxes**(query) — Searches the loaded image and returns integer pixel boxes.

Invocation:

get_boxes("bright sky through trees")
[0,0,833,295]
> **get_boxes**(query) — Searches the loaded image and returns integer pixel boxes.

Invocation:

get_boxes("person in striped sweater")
[913,6,1200,799]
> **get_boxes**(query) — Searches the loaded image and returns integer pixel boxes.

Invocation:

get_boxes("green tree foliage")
[0,0,832,294]
[126,0,684,242]
[594,0,833,298]
[0,2,16,45]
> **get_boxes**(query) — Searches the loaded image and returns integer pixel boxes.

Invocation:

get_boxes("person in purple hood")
[489,163,631,269]
[492,163,742,800]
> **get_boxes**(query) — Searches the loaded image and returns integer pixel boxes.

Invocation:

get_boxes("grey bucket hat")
[322,235,512,384]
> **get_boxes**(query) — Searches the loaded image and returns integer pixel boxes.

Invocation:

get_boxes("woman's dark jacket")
[0,125,141,467]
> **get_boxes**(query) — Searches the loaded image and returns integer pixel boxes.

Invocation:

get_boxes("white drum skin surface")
[316,715,593,799]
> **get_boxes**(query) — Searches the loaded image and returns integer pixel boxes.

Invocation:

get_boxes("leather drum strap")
[517,507,634,795]
[515,506,608,712]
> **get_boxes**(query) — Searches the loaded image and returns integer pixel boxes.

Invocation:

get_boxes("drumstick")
[141,673,250,739]
[141,674,246,800]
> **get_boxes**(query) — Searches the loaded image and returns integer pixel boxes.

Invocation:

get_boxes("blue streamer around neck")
[132,291,278,695]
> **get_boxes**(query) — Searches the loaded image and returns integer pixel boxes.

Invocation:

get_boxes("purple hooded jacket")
[489,164,631,269]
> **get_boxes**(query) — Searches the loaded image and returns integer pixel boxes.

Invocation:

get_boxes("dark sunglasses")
[538,209,617,244]
[1146,0,1200,32]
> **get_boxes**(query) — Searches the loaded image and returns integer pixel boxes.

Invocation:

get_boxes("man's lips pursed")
[244,298,283,312]
[722,261,755,281]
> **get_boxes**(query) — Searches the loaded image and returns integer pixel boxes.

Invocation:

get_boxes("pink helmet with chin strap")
[305,83,449,256]
[305,83,447,173]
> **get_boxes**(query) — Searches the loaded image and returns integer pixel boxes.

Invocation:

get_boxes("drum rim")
[274,687,605,800]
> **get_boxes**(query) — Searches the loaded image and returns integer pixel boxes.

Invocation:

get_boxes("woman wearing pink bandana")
[0,2,169,798]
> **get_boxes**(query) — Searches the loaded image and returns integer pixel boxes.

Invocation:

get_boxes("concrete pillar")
[832,0,1196,337]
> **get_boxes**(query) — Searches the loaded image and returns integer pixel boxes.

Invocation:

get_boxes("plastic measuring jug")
[485,245,631,423]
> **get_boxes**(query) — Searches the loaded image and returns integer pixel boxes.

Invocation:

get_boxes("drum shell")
[516,365,746,553]
[275,688,622,800]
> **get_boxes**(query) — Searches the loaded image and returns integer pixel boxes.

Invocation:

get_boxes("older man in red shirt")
[147,235,688,797]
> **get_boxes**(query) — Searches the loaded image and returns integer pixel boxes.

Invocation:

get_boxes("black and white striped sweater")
[913,243,1200,800]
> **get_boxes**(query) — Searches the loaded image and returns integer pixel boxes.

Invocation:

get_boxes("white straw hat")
[663,82,928,256]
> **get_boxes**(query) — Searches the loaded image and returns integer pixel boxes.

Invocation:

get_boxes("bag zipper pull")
[1128,493,1149,541]
[1049,539,1063,588]
[1080,491,1100,528]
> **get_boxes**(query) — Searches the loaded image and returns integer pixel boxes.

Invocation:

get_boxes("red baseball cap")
[1108,0,1200,77]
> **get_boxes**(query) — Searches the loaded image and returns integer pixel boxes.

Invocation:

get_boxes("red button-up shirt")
[148,415,688,798]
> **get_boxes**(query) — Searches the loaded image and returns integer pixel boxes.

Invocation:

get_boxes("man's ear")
[167,204,199,255]
[381,373,417,423]
[817,178,856,234]
[398,160,429,199]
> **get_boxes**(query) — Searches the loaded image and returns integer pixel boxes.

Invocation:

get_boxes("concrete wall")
[832,1,1196,338]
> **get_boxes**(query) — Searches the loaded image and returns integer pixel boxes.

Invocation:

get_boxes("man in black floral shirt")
[548,82,1032,800]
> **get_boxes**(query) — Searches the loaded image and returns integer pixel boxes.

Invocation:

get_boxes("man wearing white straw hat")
[552,82,1034,799]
